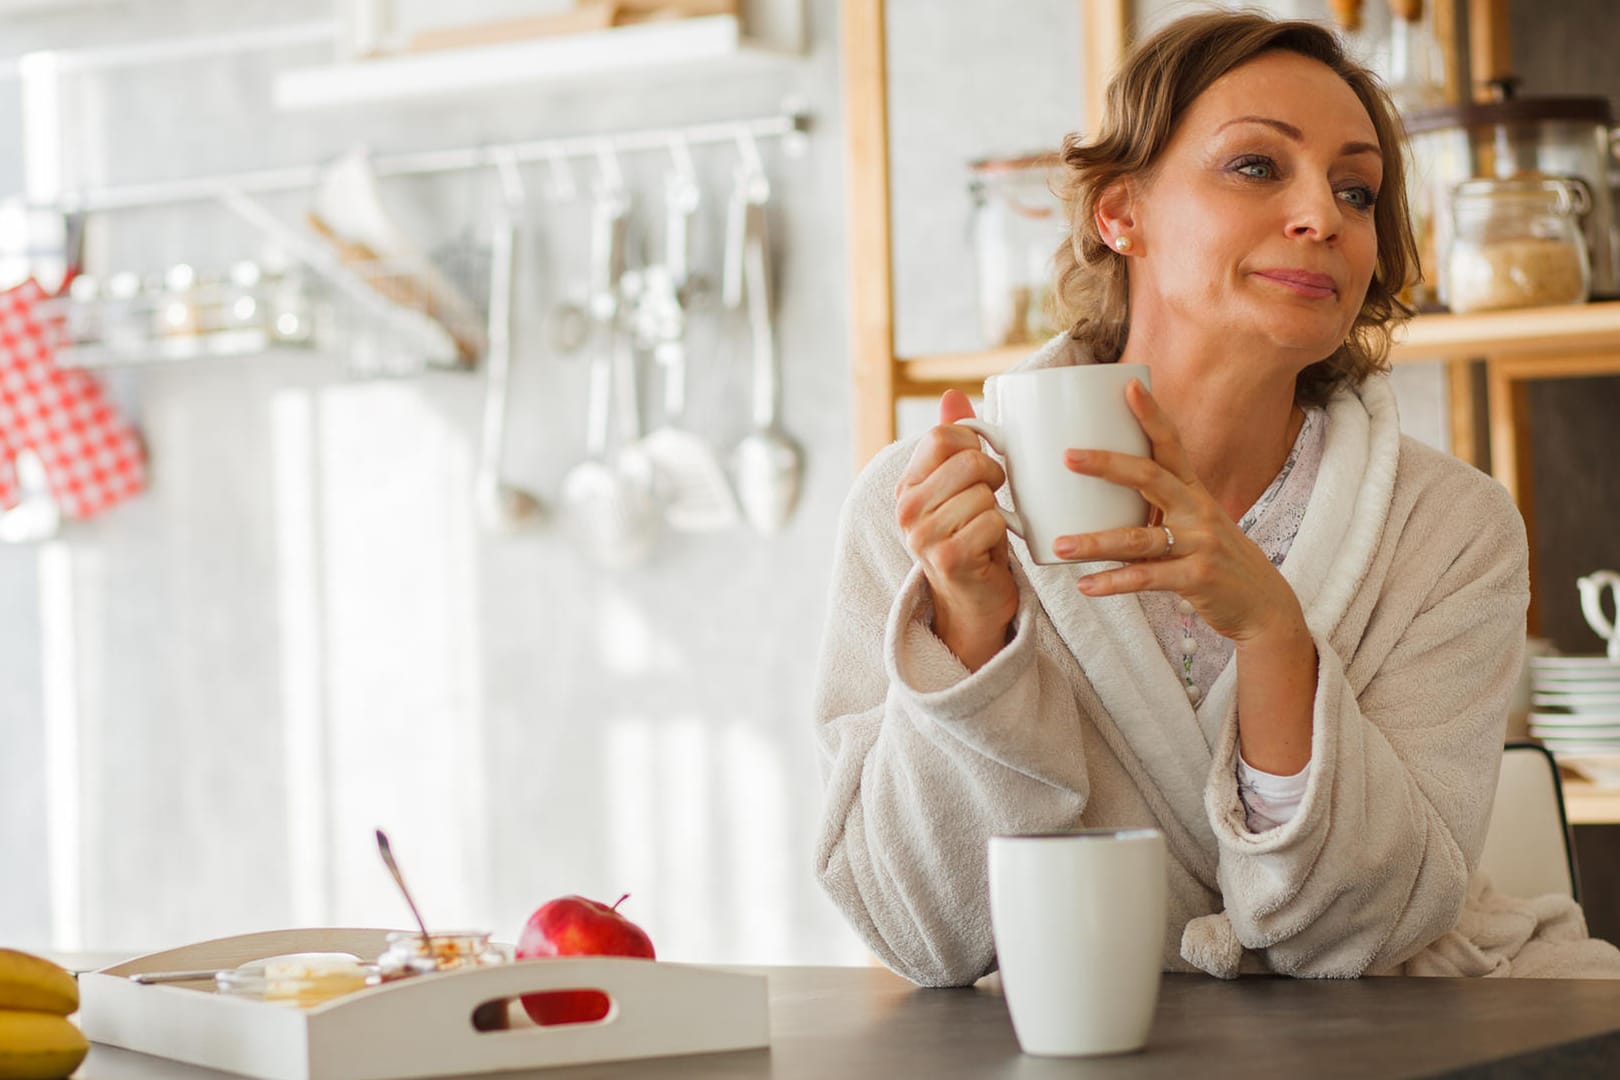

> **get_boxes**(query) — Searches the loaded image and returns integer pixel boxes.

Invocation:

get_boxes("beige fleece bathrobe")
[814,335,1620,984]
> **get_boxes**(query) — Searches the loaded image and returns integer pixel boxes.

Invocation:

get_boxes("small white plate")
[1531,693,1620,713]
[1531,657,1620,672]
[1531,711,1620,727]
[1532,724,1620,741]
[1522,680,1620,696]
[1531,676,1620,691]
[1538,738,1620,754]
[1529,670,1620,680]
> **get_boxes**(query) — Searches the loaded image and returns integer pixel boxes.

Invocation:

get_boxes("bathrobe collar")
[983,334,1402,886]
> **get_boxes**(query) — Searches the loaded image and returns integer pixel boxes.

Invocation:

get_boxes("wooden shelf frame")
[841,1,1620,477]
[841,0,1129,463]
[840,1,1620,634]
[894,300,1620,390]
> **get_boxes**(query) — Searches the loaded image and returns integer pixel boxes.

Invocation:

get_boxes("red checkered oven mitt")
[0,279,146,517]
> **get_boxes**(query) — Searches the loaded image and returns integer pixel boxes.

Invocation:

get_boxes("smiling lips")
[1254,269,1338,299]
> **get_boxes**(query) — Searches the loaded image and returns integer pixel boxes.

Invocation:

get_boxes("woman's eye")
[1232,156,1274,179]
[1338,185,1378,210]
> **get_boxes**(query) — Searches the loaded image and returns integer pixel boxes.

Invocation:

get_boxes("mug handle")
[956,418,1027,540]
[1578,571,1620,660]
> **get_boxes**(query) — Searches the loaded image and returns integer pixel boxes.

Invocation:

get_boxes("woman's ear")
[1094,178,1138,253]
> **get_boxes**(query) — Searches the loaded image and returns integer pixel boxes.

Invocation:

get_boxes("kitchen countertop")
[71,964,1620,1079]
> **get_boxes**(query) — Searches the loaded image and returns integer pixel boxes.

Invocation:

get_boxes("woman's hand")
[1054,380,1303,645]
[895,390,1019,671]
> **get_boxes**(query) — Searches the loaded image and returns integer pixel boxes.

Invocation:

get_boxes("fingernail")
[1054,538,1080,559]
[1064,449,1089,468]
[1077,576,1100,594]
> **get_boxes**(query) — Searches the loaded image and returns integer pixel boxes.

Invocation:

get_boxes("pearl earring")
[1113,236,1133,253]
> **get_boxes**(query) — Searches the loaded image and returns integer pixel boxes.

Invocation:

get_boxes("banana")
[0,951,77,1016]
[0,1011,88,1080]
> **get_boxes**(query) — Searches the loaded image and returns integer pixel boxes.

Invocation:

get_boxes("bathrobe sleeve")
[812,440,1091,987]
[1199,453,1529,977]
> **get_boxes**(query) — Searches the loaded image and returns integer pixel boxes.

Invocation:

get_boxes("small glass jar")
[155,263,200,338]
[969,154,1065,348]
[1447,176,1591,313]
[375,930,509,1030]
[223,260,266,334]
[263,259,314,345]
[215,953,372,1009]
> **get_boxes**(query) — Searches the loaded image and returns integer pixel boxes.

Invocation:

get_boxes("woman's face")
[1123,50,1383,366]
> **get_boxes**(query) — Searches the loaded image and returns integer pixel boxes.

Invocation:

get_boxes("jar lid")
[1454,175,1591,215]
[1405,96,1612,135]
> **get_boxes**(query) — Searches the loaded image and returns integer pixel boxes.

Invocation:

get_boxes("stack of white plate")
[1530,656,1620,786]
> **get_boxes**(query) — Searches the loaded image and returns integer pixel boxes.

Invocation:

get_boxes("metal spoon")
[726,163,803,534]
[375,829,432,949]
[561,177,661,568]
[474,151,543,533]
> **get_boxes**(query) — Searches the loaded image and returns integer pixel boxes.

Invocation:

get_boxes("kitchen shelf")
[274,14,792,110]
[56,330,313,370]
[889,301,1620,393]
[1388,300,1620,362]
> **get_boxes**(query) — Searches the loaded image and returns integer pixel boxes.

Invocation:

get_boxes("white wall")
[0,0,1467,962]
[0,0,864,964]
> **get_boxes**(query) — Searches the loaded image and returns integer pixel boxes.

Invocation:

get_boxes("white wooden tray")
[79,928,770,1080]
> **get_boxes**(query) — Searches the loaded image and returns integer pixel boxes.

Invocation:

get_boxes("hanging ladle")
[560,146,662,568]
[725,133,803,534]
[474,147,544,532]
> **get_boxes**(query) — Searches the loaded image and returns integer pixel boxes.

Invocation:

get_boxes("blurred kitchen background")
[1,0,1617,962]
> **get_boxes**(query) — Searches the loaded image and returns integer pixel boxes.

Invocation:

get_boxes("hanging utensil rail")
[43,108,811,214]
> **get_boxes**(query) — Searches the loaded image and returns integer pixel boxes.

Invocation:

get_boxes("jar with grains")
[969,154,1066,348]
[1447,176,1591,313]
[376,930,511,1030]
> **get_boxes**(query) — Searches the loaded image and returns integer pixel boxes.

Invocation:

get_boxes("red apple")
[516,893,655,1025]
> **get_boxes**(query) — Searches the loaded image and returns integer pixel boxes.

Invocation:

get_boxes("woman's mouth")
[1253,269,1337,299]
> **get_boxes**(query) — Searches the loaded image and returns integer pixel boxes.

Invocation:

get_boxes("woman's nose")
[1286,182,1343,242]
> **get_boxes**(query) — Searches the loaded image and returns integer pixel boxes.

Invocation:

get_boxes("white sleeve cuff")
[1235,750,1311,833]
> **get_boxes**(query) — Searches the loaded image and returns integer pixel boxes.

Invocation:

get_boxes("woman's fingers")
[896,424,984,495]
[897,447,1005,529]
[1126,380,1199,485]
[907,483,1001,554]
[1063,448,1188,514]
[929,505,1012,576]
[1076,558,1193,597]
[938,388,977,426]
[1053,523,1172,563]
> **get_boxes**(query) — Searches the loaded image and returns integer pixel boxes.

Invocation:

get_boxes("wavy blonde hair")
[1052,11,1418,407]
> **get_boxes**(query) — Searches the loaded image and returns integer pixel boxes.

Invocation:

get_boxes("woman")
[814,11,1620,983]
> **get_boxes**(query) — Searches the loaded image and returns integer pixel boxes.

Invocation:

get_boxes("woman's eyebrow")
[1216,115,1382,159]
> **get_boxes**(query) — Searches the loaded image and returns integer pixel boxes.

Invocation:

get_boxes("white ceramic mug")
[960,364,1152,565]
[988,828,1167,1057]
[1578,570,1620,661]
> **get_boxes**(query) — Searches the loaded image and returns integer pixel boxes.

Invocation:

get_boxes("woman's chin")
[1252,310,1354,360]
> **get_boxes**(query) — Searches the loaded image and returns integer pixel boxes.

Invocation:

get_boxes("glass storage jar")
[969,154,1065,348]
[215,952,372,1009]
[375,930,510,1030]
[155,263,200,338]
[1446,176,1591,313]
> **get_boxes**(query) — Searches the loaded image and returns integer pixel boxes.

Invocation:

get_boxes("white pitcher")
[1577,570,1620,661]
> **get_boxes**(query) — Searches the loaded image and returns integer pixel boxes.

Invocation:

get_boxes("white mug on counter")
[1578,570,1620,661]
[960,364,1152,565]
[988,828,1167,1057]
